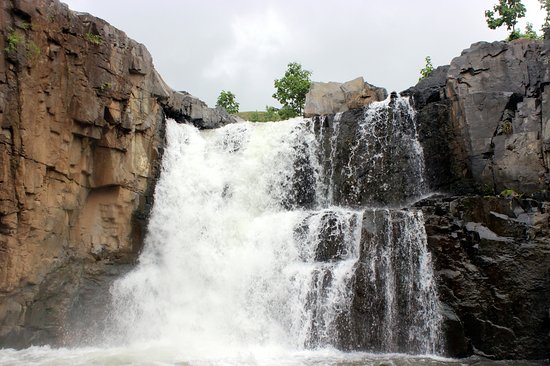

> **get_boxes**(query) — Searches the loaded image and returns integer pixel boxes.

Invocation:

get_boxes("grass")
[5,31,23,53]
[236,111,281,122]
[84,32,103,45]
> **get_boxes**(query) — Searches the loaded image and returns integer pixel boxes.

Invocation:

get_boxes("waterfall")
[108,96,442,357]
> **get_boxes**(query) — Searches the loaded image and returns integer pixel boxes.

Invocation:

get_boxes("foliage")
[216,90,239,114]
[237,108,280,122]
[18,21,31,30]
[236,105,301,122]
[26,40,41,59]
[507,30,522,40]
[507,23,542,40]
[485,0,526,37]
[277,106,298,120]
[523,23,539,39]
[5,29,41,60]
[84,32,103,45]
[500,188,521,198]
[419,56,434,81]
[5,31,23,53]
[99,82,112,92]
[500,120,513,134]
[272,62,312,115]
[264,106,281,121]
[541,0,550,30]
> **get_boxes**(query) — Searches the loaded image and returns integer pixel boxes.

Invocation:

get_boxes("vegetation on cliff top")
[272,62,312,117]
[216,90,240,114]
[219,62,312,122]
[485,0,546,40]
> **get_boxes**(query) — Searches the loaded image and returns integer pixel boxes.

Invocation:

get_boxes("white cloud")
[61,0,547,110]
[203,8,290,80]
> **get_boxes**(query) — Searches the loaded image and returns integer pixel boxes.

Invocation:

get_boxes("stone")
[445,39,549,194]
[416,195,550,359]
[304,77,387,117]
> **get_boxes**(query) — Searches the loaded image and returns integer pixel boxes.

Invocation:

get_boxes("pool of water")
[0,346,546,366]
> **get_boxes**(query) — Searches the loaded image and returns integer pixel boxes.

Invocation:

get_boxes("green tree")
[523,23,539,39]
[216,90,239,114]
[485,0,526,39]
[265,106,281,121]
[419,56,434,81]
[272,62,312,115]
[540,0,550,30]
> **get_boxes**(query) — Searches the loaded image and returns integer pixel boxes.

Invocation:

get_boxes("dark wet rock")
[311,99,425,207]
[416,195,550,359]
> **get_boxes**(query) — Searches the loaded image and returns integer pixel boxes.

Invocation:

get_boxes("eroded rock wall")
[418,195,550,359]
[404,35,550,359]
[0,0,234,347]
[407,35,550,196]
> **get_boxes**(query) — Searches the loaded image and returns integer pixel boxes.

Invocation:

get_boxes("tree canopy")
[485,0,526,39]
[216,90,239,114]
[272,62,312,116]
[541,0,550,30]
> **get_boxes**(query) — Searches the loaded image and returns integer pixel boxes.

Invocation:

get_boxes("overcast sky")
[62,0,545,111]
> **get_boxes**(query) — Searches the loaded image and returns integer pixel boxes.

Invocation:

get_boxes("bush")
[216,90,239,114]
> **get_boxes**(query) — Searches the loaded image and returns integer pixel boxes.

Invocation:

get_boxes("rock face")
[310,94,426,207]
[403,35,550,359]
[406,37,550,196]
[304,34,550,359]
[418,195,550,359]
[0,0,234,347]
[304,77,387,117]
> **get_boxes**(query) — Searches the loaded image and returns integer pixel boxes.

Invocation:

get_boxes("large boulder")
[304,77,387,117]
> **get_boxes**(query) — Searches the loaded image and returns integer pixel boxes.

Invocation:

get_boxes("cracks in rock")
[456,78,472,88]
[460,67,490,77]
[481,48,507,61]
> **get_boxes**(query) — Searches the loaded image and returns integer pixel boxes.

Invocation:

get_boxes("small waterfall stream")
[107,96,442,357]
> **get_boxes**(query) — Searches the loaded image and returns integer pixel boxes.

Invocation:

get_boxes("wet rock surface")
[416,195,550,360]
[403,37,550,359]
[311,96,426,207]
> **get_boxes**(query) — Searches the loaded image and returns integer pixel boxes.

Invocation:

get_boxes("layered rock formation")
[405,35,550,359]
[1,0,549,360]
[0,0,234,347]
[406,37,550,196]
[303,33,550,360]
[418,194,550,359]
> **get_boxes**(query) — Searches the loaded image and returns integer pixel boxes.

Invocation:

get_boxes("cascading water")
[0,96,446,365]
[106,95,442,357]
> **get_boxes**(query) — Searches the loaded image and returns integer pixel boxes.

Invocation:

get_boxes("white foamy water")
[0,98,450,365]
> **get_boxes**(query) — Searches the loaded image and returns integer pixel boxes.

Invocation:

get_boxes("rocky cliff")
[408,35,550,360]
[1,0,549,360]
[302,33,550,360]
[406,36,550,196]
[404,34,550,359]
[0,0,234,347]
